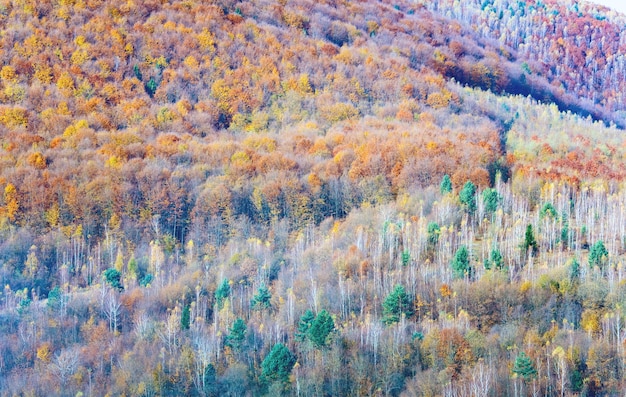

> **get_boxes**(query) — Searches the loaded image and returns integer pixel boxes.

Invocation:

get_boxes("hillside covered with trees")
[1,0,626,395]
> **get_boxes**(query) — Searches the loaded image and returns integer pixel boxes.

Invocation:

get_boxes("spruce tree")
[215,279,231,309]
[103,268,123,291]
[451,245,472,279]
[522,224,538,255]
[459,181,477,214]
[490,248,503,270]
[589,240,608,269]
[513,351,537,381]
[482,188,500,214]
[295,309,315,342]
[427,222,440,246]
[569,257,580,282]
[47,286,64,312]
[251,283,272,310]
[261,343,296,385]
[440,174,452,195]
[382,285,413,325]
[225,318,247,351]
[308,310,335,348]
[180,304,190,330]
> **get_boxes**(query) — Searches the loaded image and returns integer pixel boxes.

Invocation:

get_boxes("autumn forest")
[1,0,626,395]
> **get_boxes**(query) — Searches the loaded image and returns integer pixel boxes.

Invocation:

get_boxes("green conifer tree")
[489,247,503,270]
[261,343,296,385]
[382,285,413,325]
[251,283,272,310]
[180,304,190,330]
[295,309,315,342]
[522,224,538,255]
[440,174,452,195]
[451,245,472,279]
[513,351,537,381]
[103,268,123,291]
[225,318,247,351]
[482,188,500,214]
[460,181,477,214]
[569,257,580,282]
[427,222,440,246]
[308,310,335,348]
[215,279,230,309]
[589,240,608,269]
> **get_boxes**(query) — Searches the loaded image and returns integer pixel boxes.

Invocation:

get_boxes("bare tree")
[134,312,155,341]
[470,360,493,397]
[52,347,80,385]
[103,289,121,332]
[192,323,218,393]
[552,347,568,397]
[158,307,180,355]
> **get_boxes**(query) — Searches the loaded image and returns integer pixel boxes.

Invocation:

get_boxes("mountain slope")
[1,0,626,396]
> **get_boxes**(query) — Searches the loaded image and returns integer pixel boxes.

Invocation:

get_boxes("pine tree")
[427,222,440,246]
[251,283,272,310]
[133,64,143,81]
[295,309,315,342]
[560,214,569,249]
[540,202,558,218]
[203,364,218,397]
[522,224,538,255]
[382,285,413,325]
[308,310,335,348]
[225,318,247,351]
[401,250,411,267]
[484,247,503,270]
[440,174,452,194]
[145,77,158,97]
[482,188,500,214]
[47,286,65,312]
[215,279,230,309]
[459,181,477,214]
[569,257,580,282]
[103,268,123,291]
[451,245,472,279]
[261,343,296,385]
[589,240,608,269]
[513,351,537,381]
[180,304,190,330]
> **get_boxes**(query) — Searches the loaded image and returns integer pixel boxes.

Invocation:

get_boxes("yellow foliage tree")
[0,66,17,82]
[45,203,60,228]
[56,72,75,96]
[27,152,46,169]
[24,245,39,279]
[319,102,359,123]
[197,28,216,52]
[0,107,28,127]
[36,342,52,363]
[4,183,19,222]
[581,309,601,336]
